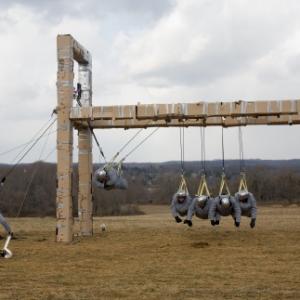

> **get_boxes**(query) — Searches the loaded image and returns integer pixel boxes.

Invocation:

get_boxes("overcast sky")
[1,0,300,165]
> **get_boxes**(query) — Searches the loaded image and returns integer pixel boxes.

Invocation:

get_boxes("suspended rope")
[200,127,206,174]
[119,127,160,164]
[108,122,153,164]
[179,127,185,174]
[177,127,190,194]
[75,83,106,162]
[0,118,56,187]
[219,126,230,195]
[15,126,52,218]
[238,126,248,192]
[0,128,57,158]
[196,127,210,196]
[221,126,225,173]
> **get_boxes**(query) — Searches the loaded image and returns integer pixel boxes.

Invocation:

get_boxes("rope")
[179,127,185,174]
[200,127,206,174]
[120,127,160,163]
[0,118,56,187]
[15,131,54,218]
[0,128,56,157]
[238,126,245,173]
[109,124,152,163]
[221,126,225,172]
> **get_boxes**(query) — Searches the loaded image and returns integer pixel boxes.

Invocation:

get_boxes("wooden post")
[77,61,93,236]
[56,35,74,242]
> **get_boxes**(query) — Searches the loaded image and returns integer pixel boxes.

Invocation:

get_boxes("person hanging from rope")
[171,128,192,223]
[234,190,257,228]
[208,127,241,227]
[171,177,193,223]
[234,127,257,228]
[184,128,219,227]
[94,163,128,190]
[94,127,159,190]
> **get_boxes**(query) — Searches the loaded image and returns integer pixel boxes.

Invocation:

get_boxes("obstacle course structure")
[56,34,300,242]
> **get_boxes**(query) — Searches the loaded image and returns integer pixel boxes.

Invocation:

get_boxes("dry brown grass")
[0,205,300,300]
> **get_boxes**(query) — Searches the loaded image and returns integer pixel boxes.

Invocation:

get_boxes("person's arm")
[186,199,196,221]
[249,193,257,219]
[249,193,257,228]
[208,198,217,225]
[232,197,241,225]
[0,213,11,234]
[171,196,179,218]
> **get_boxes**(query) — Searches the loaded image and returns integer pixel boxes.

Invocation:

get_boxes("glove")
[175,216,182,223]
[250,218,256,228]
[234,221,240,227]
[211,220,216,226]
[184,220,193,227]
[215,220,220,225]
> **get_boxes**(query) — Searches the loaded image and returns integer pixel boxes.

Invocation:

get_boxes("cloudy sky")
[1,0,300,165]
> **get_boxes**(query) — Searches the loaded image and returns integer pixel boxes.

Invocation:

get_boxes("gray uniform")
[186,197,220,221]
[94,168,128,190]
[209,195,241,222]
[0,212,11,234]
[235,192,257,219]
[171,194,192,217]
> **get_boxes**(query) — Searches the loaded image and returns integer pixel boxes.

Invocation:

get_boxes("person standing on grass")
[235,191,257,228]
[209,194,241,227]
[171,190,193,223]
[184,195,221,227]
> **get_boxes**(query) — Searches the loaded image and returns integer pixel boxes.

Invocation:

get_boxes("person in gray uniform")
[94,167,128,190]
[171,190,192,223]
[0,212,11,235]
[235,190,257,228]
[209,195,241,227]
[184,195,220,227]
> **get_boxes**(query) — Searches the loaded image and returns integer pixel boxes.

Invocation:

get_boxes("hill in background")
[1,159,300,217]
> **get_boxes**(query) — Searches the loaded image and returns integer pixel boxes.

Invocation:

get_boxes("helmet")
[196,195,208,208]
[95,169,107,182]
[176,190,187,203]
[238,190,249,201]
[221,197,230,208]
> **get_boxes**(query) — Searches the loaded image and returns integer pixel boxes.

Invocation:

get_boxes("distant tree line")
[0,159,300,217]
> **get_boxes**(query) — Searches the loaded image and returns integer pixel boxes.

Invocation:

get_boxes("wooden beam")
[69,100,300,128]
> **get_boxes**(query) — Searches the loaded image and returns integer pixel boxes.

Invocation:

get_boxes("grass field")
[1,205,300,299]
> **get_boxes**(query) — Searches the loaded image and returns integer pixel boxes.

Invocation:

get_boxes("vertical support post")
[56,35,74,242]
[78,60,93,236]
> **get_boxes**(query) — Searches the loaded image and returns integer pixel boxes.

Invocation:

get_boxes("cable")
[238,126,245,173]
[0,118,56,186]
[109,125,150,163]
[179,127,185,174]
[0,129,57,158]
[200,127,206,174]
[120,127,160,163]
[221,126,225,172]
[15,129,51,217]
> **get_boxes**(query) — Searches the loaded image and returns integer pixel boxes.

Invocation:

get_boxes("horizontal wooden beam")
[69,99,300,128]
